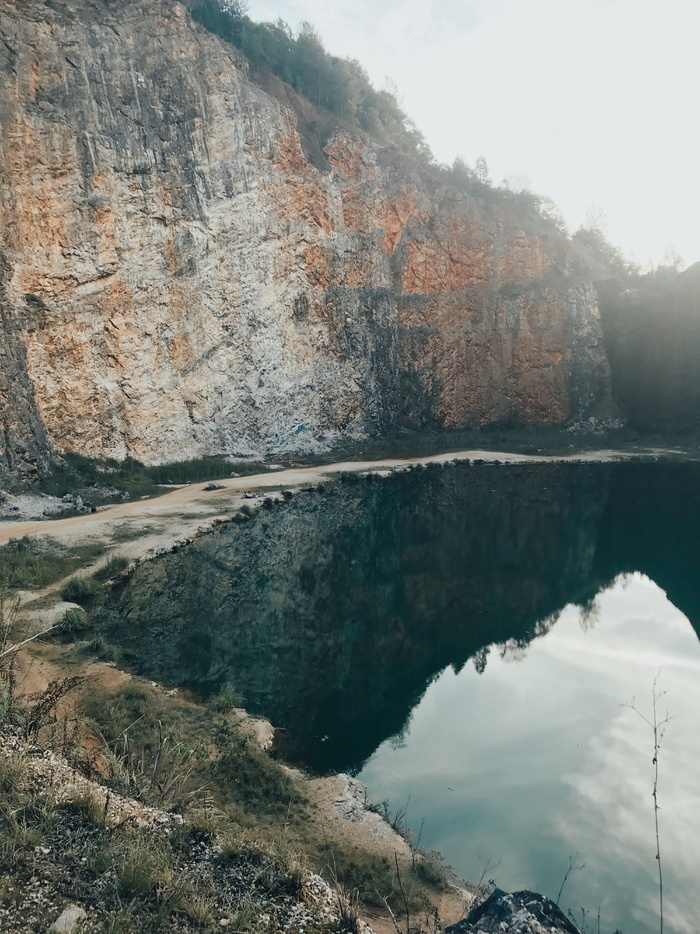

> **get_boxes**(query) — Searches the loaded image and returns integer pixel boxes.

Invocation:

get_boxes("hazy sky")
[248,0,699,268]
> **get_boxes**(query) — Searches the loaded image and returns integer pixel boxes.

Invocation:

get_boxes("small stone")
[51,904,87,933]
[219,920,230,927]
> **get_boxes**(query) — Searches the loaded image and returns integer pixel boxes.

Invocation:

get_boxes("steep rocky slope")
[0,0,614,468]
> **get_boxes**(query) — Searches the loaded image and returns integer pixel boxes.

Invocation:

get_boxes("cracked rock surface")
[0,0,614,467]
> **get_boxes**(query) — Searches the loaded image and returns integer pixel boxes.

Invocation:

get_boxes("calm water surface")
[359,573,700,934]
[97,462,700,934]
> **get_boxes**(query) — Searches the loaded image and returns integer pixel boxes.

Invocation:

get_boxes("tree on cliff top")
[184,0,568,236]
[184,0,431,160]
[572,207,639,278]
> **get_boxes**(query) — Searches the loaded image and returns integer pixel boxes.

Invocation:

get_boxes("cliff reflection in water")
[96,461,700,773]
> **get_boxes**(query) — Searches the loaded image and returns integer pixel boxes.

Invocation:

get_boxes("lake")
[96,460,700,934]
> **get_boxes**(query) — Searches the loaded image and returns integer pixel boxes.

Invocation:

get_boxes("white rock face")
[0,0,614,468]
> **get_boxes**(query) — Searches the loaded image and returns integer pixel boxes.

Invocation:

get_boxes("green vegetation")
[185,0,429,160]
[83,633,122,663]
[81,681,305,821]
[317,842,448,913]
[75,679,450,916]
[209,681,243,713]
[0,536,107,590]
[181,3,574,236]
[39,452,272,502]
[110,522,163,543]
[0,745,317,934]
[212,717,298,814]
[57,606,92,637]
[60,575,99,604]
[182,2,700,271]
[92,555,130,583]
[0,643,452,932]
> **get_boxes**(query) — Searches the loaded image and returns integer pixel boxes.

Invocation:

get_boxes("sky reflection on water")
[358,573,700,934]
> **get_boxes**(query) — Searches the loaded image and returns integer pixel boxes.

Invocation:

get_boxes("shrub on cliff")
[184,1,575,240]
[211,717,298,813]
[184,0,431,161]
[60,576,99,604]
[58,607,92,638]
[92,555,129,583]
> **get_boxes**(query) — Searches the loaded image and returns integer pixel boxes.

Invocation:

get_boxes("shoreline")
[0,445,678,552]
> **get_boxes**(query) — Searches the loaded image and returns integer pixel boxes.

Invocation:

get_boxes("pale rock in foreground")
[50,904,87,933]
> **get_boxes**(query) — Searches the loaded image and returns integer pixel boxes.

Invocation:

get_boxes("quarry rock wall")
[0,0,614,466]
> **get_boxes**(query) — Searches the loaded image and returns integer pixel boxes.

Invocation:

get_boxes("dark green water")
[96,462,700,934]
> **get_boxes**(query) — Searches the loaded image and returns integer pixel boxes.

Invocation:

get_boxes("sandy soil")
[303,773,470,933]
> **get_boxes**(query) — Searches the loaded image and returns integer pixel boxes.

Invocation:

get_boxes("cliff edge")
[0,0,614,468]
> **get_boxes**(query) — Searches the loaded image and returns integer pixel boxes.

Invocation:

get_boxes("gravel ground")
[0,731,372,934]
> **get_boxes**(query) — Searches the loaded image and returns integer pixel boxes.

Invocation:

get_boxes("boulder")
[50,904,87,933]
[447,888,581,934]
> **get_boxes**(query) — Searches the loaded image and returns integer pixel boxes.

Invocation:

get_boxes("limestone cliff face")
[0,0,613,465]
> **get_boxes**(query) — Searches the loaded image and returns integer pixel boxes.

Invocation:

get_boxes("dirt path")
[0,447,638,550]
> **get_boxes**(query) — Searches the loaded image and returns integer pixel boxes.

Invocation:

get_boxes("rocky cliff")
[0,0,614,468]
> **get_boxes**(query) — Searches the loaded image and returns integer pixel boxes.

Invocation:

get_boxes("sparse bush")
[58,607,92,637]
[316,843,448,917]
[19,676,84,743]
[39,451,274,502]
[182,893,215,926]
[113,836,173,899]
[0,537,106,590]
[212,718,298,813]
[216,836,304,899]
[185,806,229,838]
[92,556,129,583]
[0,755,26,798]
[414,854,450,891]
[62,788,106,825]
[185,1,431,162]
[103,909,135,934]
[60,576,99,603]
[209,682,243,713]
[84,634,121,663]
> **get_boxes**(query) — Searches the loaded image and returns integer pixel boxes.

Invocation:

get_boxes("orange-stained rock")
[326,136,371,180]
[0,0,615,466]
